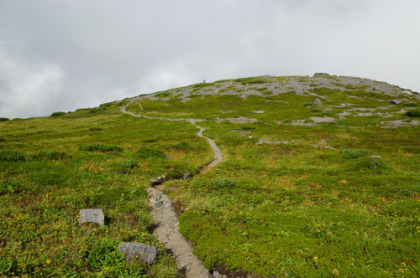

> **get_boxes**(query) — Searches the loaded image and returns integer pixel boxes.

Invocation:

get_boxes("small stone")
[314,98,322,105]
[118,242,158,265]
[390,99,401,105]
[369,155,382,160]
[183,170,192,180]
[79,209,104,227]
[213,270,227,278]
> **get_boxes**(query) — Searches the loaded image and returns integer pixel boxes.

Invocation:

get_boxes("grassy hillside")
[1,74,419,277]
[0,103,211,277]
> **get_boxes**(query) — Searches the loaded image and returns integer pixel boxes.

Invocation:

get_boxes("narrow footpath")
[120,100,222,278]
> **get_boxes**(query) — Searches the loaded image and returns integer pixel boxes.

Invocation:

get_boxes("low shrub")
[30,151,67,160]
[80,144,123,152]
[403,102,418,107]
[337,120,349,126]
[167,168,185,180]
[135,147,166,159]
[405,110,420,117]
[0,150,68,162]
[0,180,23,194]
[89,127,103,131]
[142,137,159,143]
[0,117,9,121]
[50,112,66,117]
[0,150,27,162]
[352,157,391,172]
[235,77,267,85]
[340,149,368,159]
[156,92,171,98]
[118,159,139,174]
[79,238,126,272]
[172,141,193,151]
[210,178,236,190]
[89,107,106,114]
[193,83,213,90]
[99,102,114,108]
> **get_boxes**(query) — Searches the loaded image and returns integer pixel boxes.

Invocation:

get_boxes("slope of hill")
[1,74,419,277]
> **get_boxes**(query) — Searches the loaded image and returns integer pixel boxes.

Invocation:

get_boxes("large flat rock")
[79,209,104,227]
[118,242,157,265]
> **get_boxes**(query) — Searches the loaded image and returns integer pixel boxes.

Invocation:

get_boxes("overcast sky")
[1,0,419,118]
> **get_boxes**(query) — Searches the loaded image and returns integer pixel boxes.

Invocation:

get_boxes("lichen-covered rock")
[79,209,104,227]
[118,242,158,265]
[314,98,322,105]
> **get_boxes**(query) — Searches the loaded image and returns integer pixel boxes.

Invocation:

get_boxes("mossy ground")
[0,102,210,277]
[1,75,419,277]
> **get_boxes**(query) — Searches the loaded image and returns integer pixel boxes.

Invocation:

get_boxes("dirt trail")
[120,100,223,277]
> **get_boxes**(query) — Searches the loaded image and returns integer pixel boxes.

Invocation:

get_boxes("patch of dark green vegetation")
[135,147,166,159]
[405,110,420,117]
[193,83,213,89]
[156,92,172,98]
[50,112,66,117]
[80,144,123,153]
[0,149,67,162]
[0,117,9,122]
[89,127,103,131]
[0,149,27,162]
[311,87,337,95]
[333,82,371,90]
[234,77,268,85]
[89,107,106,113]
[339,149,368,159]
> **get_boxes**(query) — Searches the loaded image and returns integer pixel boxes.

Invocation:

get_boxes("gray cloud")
[1,0,419,118]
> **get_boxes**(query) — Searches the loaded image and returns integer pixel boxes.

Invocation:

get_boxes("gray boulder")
[118,242,158,265]
[79,209,104,227]
[390,99,401,105]
[314,98,322,105]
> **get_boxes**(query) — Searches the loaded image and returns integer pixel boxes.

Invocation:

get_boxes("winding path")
[120,99,222,278]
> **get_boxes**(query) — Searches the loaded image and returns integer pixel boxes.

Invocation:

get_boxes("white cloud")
[0,50,65,118]
[0,0,419,118]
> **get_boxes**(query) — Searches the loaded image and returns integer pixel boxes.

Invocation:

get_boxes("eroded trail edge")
[121,100,222,277]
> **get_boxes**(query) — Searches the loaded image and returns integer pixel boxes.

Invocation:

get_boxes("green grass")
[1,75,420,277]
[0,109,210,277]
